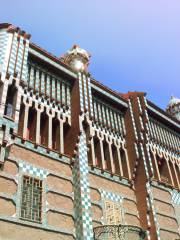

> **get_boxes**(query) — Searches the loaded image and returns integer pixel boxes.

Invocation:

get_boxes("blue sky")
[1,0,180,109]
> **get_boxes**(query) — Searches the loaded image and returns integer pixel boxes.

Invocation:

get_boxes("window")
[104,200,122,225]
[20,175,42,223]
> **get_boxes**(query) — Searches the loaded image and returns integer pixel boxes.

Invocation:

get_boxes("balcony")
[94,225,146,240]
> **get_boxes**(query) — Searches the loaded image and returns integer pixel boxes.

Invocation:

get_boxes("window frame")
[20,175,43,223]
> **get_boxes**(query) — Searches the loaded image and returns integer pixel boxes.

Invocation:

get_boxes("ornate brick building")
[0,23,179,240]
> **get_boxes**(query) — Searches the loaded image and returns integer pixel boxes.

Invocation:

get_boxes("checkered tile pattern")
[0,29,9,68]
[21,40,29,82]
[100,189,124,225]
[146,182,161,240]
[72,72,93,239]
[73,132,93,240]
[171,189,180,205]
[19,161,48,179]
[101,189,123,202]
[78,73,84,112]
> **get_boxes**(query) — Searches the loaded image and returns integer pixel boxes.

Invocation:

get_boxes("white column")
[173,161,180,189]
[46,108,55,149]
[123,143,131,179]
[90,137,96,166]
[59,119,64,154]
[35,103,44,145]
[166,159,175,186]
[97,132,105,170]
[22,99,32,139]
[107,137,115,174]
[115,140,123,177]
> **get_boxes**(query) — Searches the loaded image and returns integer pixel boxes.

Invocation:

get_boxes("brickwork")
[0,23,179,240]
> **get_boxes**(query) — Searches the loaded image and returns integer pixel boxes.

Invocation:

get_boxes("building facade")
[0,23,179,240]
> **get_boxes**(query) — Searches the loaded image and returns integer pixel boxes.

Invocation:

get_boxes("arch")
[157,156,170,184]
[112,144,120,175]
[120,148,129,179]
[18,101,25,137]
[103,140,111,172]
[94,136,102,168]
[40,109,48,147]
[150,151,159,180]
[52,116,60,151]
[63,121,70,154]
[27,106,37,142]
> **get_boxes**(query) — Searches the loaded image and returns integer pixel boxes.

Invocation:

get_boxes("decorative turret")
[166,96,180,121]
[61,45,91,72]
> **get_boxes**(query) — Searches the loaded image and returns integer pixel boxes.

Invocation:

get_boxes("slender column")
[124,147,132,179]
[107,137,115,174]
[98,133,105,170]
[35,103,44,145]
[59,119,64,154]
[48,115,53,149]
[152,151,161,181]
[90,137,96,166]
[115,141,123,177]
[172,162,180,189]
[57,112,66,154]
[166,159,174,186]
[46,108,55,149]
[22,99,32,139]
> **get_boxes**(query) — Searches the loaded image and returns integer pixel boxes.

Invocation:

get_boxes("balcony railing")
[93,225,146,240]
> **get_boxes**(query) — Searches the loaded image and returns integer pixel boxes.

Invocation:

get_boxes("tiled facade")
[0,23,179,240]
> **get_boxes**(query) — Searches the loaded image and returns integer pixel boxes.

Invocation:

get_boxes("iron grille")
[20,175,42,223]
[94,224,146,240]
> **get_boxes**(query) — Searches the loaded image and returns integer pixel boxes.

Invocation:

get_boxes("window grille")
[20,175,42,223]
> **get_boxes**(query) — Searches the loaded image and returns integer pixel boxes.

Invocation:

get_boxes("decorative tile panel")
[19,161,48,179]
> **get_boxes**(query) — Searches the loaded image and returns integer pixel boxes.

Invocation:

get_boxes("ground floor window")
[20,175,42,223]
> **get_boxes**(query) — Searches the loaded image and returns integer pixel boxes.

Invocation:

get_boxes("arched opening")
[87,141,93,166]
[157,156,170,184]
[94,136,102,168]
[4,83,17,118]
[18,102,25,137]
[120,148,129,179]
[103,140,111,172]
[150,151,159,180]
[112,144,120,175]
[52,117,60,151]
[63,122,70,154]
[27,106,37,142]
[40,110,48,147]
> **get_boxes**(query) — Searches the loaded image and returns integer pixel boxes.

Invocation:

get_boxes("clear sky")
[1,0,180,109]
